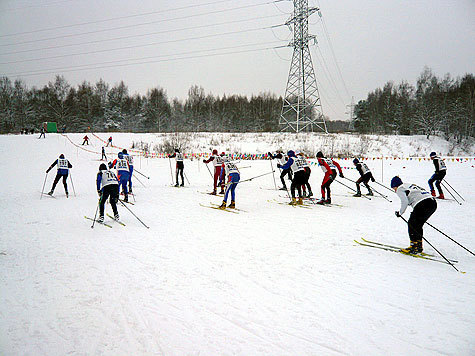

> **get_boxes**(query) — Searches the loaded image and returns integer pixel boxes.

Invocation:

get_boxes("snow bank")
[1,133,474,355]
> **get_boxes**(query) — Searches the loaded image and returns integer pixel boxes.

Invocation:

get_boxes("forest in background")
[0,67,473,142]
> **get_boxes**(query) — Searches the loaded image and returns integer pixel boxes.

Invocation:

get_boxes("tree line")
[352,67,474,142]
[1,67,473,138]
[0,75,285,134]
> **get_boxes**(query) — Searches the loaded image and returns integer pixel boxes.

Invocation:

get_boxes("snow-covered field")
[1,133,474,356]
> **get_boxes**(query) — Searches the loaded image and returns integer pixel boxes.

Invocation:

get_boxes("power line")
[0,24,285,65]
[0,1,284,45]
[312,45,347,107]
[0,0,239,36]
[1,0,81,13]
[315,3,351,100]
[0,14,284,58]
[3,43,287,78]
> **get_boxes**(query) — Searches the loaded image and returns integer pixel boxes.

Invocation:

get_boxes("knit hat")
[390,176,403,188]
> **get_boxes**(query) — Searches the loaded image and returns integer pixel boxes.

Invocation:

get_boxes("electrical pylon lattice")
[279,0,327,133]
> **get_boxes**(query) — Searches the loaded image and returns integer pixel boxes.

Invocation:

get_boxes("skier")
[268,151,292,190]
[353,158,375,196]
[82,135,89,145]
[101,147,107,161]
[46,154,72,197]
[38,127,46,139]
[297,151,313,197]
[219,159,240,209]
[203,149,224,194]
[316,151,344,204]
[106,136,112,147]
[169,148,184,187]
[96,163,120,223]
[277,150,306,205]
[109,152,130,202]
[122,149,134,193]
[391,176,437,254]
[428,151,447,199]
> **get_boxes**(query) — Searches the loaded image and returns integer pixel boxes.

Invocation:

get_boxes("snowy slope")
[0,133,474,356]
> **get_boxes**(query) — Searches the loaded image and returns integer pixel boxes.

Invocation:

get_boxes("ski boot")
[66,191,69,198]
[279,186,287,191]
[400,240,423,254]
[353,191,361,197]
[114,213,120,221]
[210,190,217,195]
[97,215,104,223]
[180,183,184,187]
[228,201,235,209]
[219,201,227,209]
[437,193,445,199]
[219,188,225,194]
[367,189,373,196]
[316,198,326,205]
[47,190,54,196]
[324,198,332,204]
[297,197,303,205]
[124,195,128,203]
[175,183,179,187]
[430,190,436,197]
[289,197,297,205]
[307,190,313,198]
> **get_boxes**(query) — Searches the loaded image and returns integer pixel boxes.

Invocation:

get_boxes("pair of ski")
[199,203,245,214]
[269,199,312,209]
[354,238,458,265]
[84,214,125,228]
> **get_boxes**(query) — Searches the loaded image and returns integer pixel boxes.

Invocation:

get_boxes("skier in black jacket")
[428,151,447,199]
[352,158,374,197]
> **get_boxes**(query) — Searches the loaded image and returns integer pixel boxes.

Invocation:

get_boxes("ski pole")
[134,169,150,180]
[238,170,275,184]
[118,199,149,229]
[184,171,190,185]
[370,186,392,202]
[133,174,146,187]
[69,172,77,197]
[168,158,173,185]
[270,160,277,190]
[204,163,213,178]
[40,172,48,199]
[374,181,395,193]
[334,179,371,200]
[398,216,460,272]
[442,180,464,201]
[440,182,462,205]
[344,178,391,202]
[425,221,474,257]
[91,198,100,229]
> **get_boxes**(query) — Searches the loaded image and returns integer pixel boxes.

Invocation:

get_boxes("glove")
[339,173,344,178]
[203,159,206,163]
[371,177,375,182]
[97,190,102,197]
[46,168,50,173]
[395,211,401,217]
[277,164,282,168]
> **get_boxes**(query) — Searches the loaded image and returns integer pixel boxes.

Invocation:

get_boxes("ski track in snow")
[0,133,474,356]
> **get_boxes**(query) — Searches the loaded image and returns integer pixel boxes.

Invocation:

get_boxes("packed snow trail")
[1,133,474,355]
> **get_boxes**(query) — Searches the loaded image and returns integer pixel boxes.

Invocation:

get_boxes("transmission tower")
[279,0,327,133]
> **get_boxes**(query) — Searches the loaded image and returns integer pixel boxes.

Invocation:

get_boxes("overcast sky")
[1,0,474,121]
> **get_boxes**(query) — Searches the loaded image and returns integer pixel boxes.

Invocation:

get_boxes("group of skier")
[44,147,135,224]
[44,142,449,256]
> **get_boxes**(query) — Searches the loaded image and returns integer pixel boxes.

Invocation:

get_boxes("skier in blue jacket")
[46,154,72,197]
